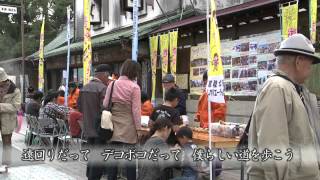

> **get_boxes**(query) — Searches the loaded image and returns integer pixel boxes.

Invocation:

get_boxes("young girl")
[138,117,174,180]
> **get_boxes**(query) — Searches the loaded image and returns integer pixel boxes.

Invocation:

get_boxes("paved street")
[0,118,245,180]
[0,118,87,180]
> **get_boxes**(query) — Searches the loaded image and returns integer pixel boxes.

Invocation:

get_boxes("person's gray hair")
[276,55,296,67]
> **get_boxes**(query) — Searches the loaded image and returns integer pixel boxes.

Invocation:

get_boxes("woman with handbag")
[103,59,141,180]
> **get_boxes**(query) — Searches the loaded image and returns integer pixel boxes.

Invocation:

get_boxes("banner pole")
[65,6,71,106]
[206,0,213,180]
[132,0,139,62]
[279,3,283,40]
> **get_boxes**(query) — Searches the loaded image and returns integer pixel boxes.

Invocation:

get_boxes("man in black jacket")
[78,64,112,180]
[162,74,187,115]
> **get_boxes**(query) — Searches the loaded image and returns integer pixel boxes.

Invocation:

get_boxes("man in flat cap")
[78,64,113,180]
[247,34,320,179]
[162,74,187,116]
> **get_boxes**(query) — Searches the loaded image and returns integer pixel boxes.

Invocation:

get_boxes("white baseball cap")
[274,34,320,64]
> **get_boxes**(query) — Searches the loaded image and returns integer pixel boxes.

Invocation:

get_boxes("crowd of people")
[17,59,226,180]
[1,34,319,180]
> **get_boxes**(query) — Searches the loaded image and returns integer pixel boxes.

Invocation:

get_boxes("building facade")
[14,0,319,122]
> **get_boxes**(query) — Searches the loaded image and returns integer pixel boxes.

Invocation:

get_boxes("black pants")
[86,137,107,180]
[43,128,59,146]
[106,142,136,180]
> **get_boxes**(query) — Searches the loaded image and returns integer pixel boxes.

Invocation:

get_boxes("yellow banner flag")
[160,33,169,78]
[169,31,178,78]
[310,0,317,44]
[38,18,45,92]
[281,3,298,40]
[208,0,224,103]
[83,0,92,85]
[149,36,159,103]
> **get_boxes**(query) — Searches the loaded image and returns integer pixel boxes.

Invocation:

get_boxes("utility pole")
[0,1,23,99]
[21,0,25,102]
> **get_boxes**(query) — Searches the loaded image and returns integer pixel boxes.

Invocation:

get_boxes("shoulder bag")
[100,81,115,140]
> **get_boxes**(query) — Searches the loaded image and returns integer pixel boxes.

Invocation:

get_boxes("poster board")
[176,74,189,90]
[190,31,281,96]
[190,44,208,95]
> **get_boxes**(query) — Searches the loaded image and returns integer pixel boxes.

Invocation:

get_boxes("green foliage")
[305,64,320,96]
[0,0,73,60]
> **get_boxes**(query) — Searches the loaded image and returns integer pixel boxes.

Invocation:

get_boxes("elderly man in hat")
[0,68,21,167]
[78,64,113,180]
[162,74,187,116]
[247,34,320,179]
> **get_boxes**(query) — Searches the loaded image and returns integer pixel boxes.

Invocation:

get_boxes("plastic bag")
[15,110,23,133]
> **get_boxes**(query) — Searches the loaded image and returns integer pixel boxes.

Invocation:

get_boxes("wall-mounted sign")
[146,0,153,6]
[123,0,143,11]
[77,55,82,65]
[93,52,99,62]
[176,74,189,90]
[63,70,67,79]
[71,56,76,65]
[91,0,101,24]
[0,5,17,14]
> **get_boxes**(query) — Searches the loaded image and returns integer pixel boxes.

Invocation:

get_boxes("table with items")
[138,120,246,180]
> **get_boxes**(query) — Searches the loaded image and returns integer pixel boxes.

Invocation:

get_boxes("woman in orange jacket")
[195,71,227,128]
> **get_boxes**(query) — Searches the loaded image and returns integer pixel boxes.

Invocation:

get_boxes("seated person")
[173,127,201,180]
[57,90,65,106]
[68,109,83,137]
[25,86,35,104]
[25,91,43,117]
[138,117,175,180]
[150,88,183,146]
[39,90,69,133]
[141,91,153,116]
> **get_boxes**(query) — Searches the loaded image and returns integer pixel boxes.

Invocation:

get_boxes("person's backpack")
[237,74,304,150]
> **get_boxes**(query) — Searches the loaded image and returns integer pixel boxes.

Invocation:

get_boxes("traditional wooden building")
[20,0,319,122]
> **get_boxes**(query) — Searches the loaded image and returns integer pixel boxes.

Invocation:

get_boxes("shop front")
[148,0,319,122]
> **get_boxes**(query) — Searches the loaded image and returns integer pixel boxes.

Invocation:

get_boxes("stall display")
[210,121,246,138]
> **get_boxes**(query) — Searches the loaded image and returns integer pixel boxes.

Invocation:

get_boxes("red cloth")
[68,110,83,137]
[141,100,153,116]
[196,92,226,128]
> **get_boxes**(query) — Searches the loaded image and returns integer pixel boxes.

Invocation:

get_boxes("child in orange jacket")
[68,82,80,109]
[141,91,153,116]
[195,71,226,128]
[57,90,65,106]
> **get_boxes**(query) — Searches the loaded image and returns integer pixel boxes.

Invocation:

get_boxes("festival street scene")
[0,0,319,179]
